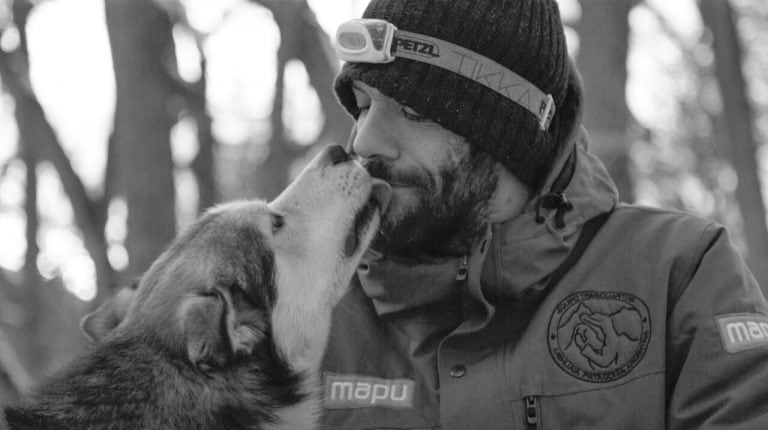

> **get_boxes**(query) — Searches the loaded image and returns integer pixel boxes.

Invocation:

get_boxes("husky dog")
[2,146,390,430]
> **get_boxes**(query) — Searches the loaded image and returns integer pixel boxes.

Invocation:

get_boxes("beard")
[362,146,498,259]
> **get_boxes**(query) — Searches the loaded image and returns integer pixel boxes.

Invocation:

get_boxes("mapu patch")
[716,314,768,353]
[323,373,415,409]
[548,291,651,383]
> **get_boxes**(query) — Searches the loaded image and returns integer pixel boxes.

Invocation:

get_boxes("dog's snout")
[327,145,350,165]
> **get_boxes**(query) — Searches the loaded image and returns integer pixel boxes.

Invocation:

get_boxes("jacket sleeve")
[667,224,768,429]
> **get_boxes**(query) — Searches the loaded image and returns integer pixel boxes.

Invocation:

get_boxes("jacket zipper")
[456,255,471,318]
[525,396,541,429]
[456,255,469,281]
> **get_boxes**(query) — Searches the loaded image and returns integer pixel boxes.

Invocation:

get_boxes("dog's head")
[82,145,390,371]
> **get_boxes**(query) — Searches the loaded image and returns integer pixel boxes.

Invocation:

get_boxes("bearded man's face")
[362,147,497,258]
[350,81,498,258]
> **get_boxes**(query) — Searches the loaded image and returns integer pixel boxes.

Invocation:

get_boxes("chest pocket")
[519,372,665,429]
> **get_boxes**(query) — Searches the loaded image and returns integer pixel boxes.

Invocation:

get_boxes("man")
[320,0,768,429]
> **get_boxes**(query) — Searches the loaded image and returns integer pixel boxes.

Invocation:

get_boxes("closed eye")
[401,106,430,123]
[271,213,285,234]
[352,86,371,116]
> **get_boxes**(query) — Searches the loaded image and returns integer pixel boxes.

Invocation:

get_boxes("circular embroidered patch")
[548,291,651,383]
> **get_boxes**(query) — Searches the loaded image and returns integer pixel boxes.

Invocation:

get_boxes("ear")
[178,284,268,371]
[80,287,136,342]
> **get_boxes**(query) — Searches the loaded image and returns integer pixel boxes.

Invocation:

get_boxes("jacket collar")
[481,62,618,299]
[480,129,618,300]
[357,252,464,316]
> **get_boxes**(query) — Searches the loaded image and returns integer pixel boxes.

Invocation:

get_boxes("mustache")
[361,159,436,190]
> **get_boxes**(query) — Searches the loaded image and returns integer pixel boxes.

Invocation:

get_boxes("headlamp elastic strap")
[334,19,556,131]
[393,30,555,131]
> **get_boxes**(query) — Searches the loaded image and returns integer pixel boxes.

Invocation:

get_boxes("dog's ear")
[81,287,136,342]
[178,284,267,370]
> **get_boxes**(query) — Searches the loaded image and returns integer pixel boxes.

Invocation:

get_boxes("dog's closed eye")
[271,213,285,234]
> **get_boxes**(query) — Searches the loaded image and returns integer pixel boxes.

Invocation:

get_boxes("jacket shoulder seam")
[613,204,721,224]
[668,222,723,312]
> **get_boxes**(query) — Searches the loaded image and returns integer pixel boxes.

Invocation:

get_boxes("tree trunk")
[294,3,354,147]
[190,65,217,212]
[575,0,637,202]
[699,0,768,290]
[0,0,116,306]
[247,0,352,200]
[105,0,177,277]
[20,128,44,376]
[1,0,48,374]
[13,0,43,366]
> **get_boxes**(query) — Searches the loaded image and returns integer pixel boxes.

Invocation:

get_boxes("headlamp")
[336,19,396,63]
[334,19,556,131]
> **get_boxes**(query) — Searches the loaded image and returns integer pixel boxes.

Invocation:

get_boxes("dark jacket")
[320,65,768,429]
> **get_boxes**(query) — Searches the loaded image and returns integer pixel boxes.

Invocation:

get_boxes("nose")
[352,110,399,160]
[326,145,350,165]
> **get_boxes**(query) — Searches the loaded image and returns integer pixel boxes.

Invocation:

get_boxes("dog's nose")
[327,145,350,165]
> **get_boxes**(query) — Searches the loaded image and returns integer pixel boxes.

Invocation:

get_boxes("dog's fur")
[2,146,385,429]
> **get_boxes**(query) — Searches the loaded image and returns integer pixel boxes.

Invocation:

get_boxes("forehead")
[139,202,275,295]
[188,203,270,255]
[192,204,274,279]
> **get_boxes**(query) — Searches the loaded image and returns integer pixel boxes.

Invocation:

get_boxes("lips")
[344,179,392,257]
[369,178,392,214]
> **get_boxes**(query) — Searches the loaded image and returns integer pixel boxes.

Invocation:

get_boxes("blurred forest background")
[0,0,767,402]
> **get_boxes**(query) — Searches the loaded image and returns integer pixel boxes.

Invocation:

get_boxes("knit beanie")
[334,0,570,189]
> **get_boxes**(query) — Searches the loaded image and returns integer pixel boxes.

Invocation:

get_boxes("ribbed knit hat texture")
[335,0,570,188]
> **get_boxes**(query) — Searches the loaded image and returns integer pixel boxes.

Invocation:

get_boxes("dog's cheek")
[178,295,231,369]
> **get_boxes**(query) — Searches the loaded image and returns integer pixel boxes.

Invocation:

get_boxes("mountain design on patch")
[548,291,651,383]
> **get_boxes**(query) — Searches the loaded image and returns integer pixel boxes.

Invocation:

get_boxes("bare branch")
[0,21,114,301]
[153,0,219,209]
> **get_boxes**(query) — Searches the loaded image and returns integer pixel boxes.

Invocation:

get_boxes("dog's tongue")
[370,178,392,214]
[343,179,393,257]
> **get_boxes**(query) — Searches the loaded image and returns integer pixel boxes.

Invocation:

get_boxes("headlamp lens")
[338,32,368,51]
